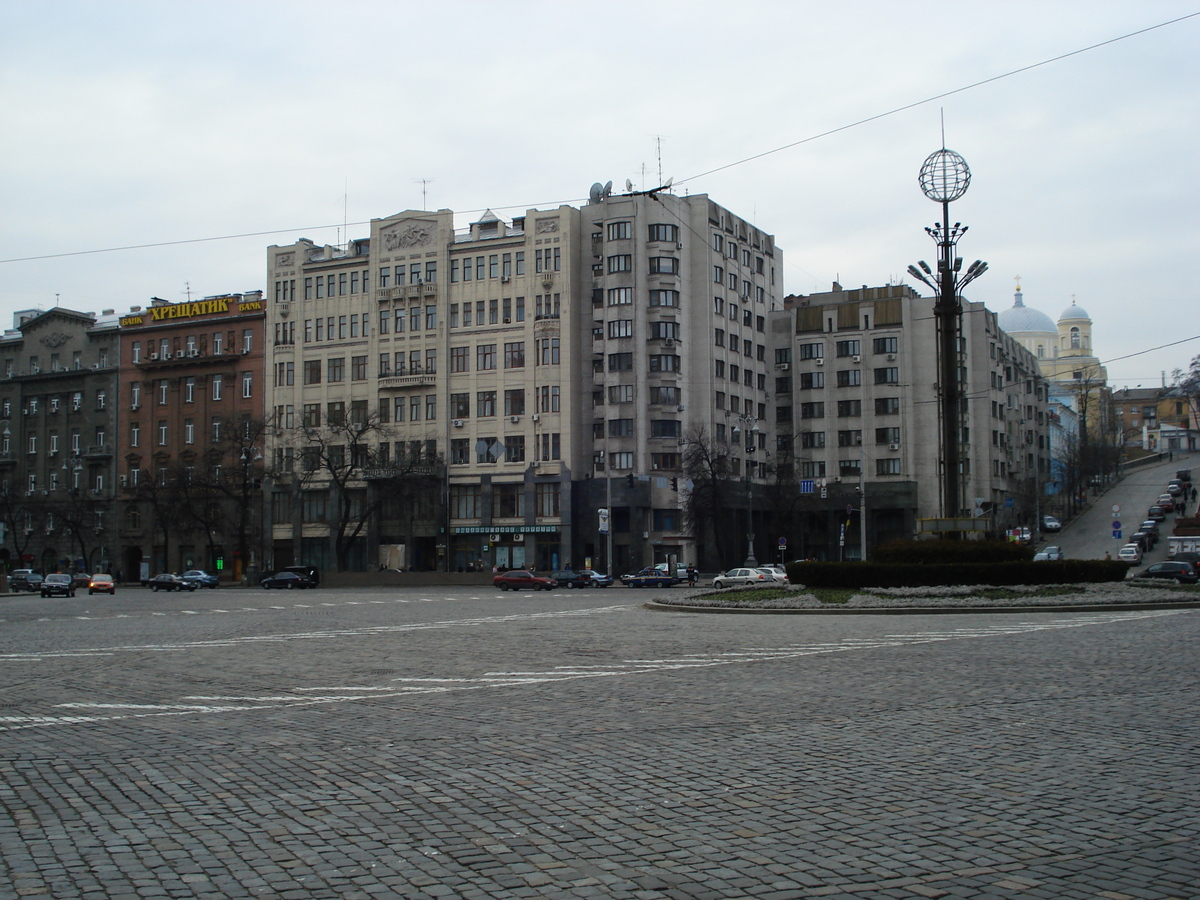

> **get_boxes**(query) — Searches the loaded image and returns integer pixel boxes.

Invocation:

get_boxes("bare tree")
[0,486,49,570]
[291,411,398,572]
[680,425,736,569]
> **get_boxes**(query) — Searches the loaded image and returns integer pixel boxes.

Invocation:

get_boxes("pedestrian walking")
[686,564,697,586]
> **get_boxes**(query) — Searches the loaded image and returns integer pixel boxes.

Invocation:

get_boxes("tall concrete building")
[776,283,1050,558]
[265,189,783,573]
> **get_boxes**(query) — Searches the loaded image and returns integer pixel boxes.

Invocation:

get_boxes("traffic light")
[671,477,678,492]
[626,474,635,488]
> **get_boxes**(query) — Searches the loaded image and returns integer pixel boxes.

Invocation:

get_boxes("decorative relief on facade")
[40,332,71,348]
[275,252,295,267]
[382,221,435,250]
[535,219,558,234]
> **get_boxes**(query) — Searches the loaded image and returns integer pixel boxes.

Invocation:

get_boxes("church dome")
[1059,303,1090,321]
[997,289,1056,335]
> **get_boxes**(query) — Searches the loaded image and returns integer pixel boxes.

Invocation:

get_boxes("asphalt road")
[1052,452,1196,563]
[1,584,1197,899]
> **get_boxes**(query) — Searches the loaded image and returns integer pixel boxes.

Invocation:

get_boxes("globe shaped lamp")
[919,149,971,203]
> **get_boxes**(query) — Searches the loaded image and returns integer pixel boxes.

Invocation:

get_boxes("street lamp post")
[907,148,988,522]
[733,414,759,567]
[238,446,263,583]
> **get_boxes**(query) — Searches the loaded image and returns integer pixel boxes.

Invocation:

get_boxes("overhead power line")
[1,12,1196,267]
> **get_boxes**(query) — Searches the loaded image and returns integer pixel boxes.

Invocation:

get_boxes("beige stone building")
[265,190,783,573]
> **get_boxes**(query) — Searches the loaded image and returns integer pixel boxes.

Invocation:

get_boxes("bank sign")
[120,296,262,327]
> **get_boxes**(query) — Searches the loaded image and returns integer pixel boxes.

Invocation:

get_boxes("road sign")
[800,479,814,494]
[846,504,853,515]
[820,487,827,498]
[1112,530,1122,539]
[1112,520,1121,530]
[1112,504,1121,513]
[778,537,787,548]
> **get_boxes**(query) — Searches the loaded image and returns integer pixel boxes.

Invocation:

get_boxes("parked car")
[1176,469,1192,483]
[1166,481,1184,496]
[493,570,555,591]
[1041,515,1062,532]
[41,573,76,597]
[551,569,593,589]
[1133,561,1198,584]
[88,573,116,595]
[712,567,769,589]
[1129,532,1154,552]
[9,569,43,592]
[1147,506,1167,522]
[72,572,92,589]
[182,569,220,589]
[1033,546,1065,561]
[653,562,688,583]
[282,565,320,586]
[1117,544,1143,564]
[621,567,676,588]
[582,569,614,588]
[757,565,791,586]
[149,573,198,592]
[1156,494,1176,513]
[261,571,314,589]
[1141,520,1161,540]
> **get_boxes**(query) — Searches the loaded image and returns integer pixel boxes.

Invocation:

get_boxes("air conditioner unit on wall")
[149,353,158,361]
[777,363,789,371]
[510,415,520,424]
[815,359,823,366]
[853,355,861,363]
[531,414,540,423]
[453,419,464,428]
[889,443,900,452]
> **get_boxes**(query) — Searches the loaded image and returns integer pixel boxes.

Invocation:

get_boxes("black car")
[261,571,314,589]
[1134,561,1199,584]
[1129,531,1154,552]
[1147,506,1167,522]
[40,573,76,597]
[282,565,320,587]
[551,569,592,589]
[149,573,198,592]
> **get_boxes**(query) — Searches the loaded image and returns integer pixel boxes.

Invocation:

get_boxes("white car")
[757,566,790,586]
[1117,543,1143,564]
[712,567,768,589]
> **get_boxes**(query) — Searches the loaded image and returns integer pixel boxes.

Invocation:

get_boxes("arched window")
[1036,344,1045,359]
[1070,326,1081,349]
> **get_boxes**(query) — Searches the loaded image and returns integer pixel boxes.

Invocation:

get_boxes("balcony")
[84,443,113,459]
[379,372,437,390]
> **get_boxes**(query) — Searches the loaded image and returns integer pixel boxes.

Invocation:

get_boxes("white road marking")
[0,609,1183,732]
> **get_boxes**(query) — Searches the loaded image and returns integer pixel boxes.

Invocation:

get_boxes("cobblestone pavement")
[1,587,1197,899]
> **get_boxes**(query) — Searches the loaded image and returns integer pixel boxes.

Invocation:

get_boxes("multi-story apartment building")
[115,293,266,582]
[578,191,781,571]
[775,283,1050,559]
[0,307,120,575]
[265,189,783,573]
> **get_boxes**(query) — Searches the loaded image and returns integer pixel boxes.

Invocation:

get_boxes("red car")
[493,570,555,591]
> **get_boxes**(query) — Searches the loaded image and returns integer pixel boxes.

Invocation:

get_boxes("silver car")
[712,567,768,589]
[757,566,791,586]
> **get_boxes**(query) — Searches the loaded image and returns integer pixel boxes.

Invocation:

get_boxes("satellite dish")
[626,179,634,193]
[603,180,613,198]
[589,182,603,203]
[662,176,673,189]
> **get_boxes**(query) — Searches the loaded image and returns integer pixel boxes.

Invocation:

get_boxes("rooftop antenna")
[343,178,348,248]
[655,135,664,185]
[414,178,434,210]
[182,281,192,302]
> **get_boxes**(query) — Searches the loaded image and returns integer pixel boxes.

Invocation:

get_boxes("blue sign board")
[800,479,814,494]
[1112,529,1122,539]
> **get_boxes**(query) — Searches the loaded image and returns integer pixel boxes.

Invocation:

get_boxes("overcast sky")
[1,1,1196,388]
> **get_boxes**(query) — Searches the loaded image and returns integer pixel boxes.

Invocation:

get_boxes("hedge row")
[785,559,1129,588]
[870,539,1033,564]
